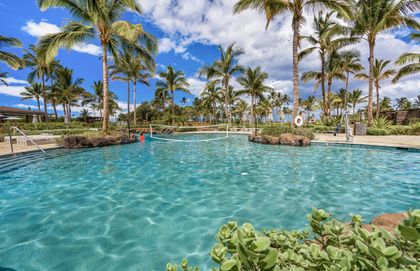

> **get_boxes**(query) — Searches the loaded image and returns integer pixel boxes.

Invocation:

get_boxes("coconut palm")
[351,0,420,125]
[348,89,367,115]
[37,0,157,133]
[24,45,59,120]
[201,81,222,124]
[302,95,318,120]
[355,59,395,119]
[380,96,393,111]
[395,97,412,110]
[234,0,350,120]
[236,67,273,131]
[53,67,85,122]
[258,99,273,122]
[20,83,43,111]
[300,11,358,118]
[0,35,23,69]
[234,99,248,124]
[153,87,170,113]
[199,43,244,125]
[45,60,63,119]
[156,66,190,124]
[81,81,104,121]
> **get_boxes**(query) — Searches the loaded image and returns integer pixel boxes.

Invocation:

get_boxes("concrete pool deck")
[0,142,61,156]
[313,134,420,149]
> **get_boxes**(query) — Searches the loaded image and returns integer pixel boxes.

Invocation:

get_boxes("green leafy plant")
[262,124,314,139]
[372,117,392,129]
[168,209,420,270]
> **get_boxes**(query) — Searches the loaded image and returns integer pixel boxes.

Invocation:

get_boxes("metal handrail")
[9,126,46,154]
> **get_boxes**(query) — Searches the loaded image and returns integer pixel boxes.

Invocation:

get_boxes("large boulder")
[370,212,408,232]
[279,133,311,146]
[262,135,280,145]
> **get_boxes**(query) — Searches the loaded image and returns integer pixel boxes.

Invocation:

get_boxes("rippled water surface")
[0,134,419,270]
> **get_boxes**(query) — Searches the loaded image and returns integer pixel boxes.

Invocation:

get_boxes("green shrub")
[388,125,412,135]
[367,128,390,136]
[411,123,420,135]
[373,117,392,129]
[262,124,315,139]
[168,209,420,271]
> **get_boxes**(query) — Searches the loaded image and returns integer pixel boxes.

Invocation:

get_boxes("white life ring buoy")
[294,116,304,127]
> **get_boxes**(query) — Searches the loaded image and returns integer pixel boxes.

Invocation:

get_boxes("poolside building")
[0,106,46,123]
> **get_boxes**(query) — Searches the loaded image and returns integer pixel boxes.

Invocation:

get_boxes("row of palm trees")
[233,0,420,126]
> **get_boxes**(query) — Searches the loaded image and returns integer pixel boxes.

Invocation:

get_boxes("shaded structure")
[380,108,420,125]
[0,106,46,123]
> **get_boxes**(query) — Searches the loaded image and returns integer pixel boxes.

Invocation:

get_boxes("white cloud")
[22,20,101,56]
[140,0,419,101]
[3,77,28,85]
[186,77,206,96]
[0,85,26,98]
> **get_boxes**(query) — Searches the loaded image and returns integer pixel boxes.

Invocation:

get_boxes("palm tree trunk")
[224,79,231,126]
[41,74,48,122]
[171,89,175,125]
[67,104,72,122]
[63,103,68,123]
[101,42,110,133]
[133,80,137,126]
[52,100,58,119]
[375,83,380,120]
[367,40,375,126]
[37,98,41,111]
[320,51,327,119]
[353,103,356,115]
[127,81,131,129]
[291,18,300,122]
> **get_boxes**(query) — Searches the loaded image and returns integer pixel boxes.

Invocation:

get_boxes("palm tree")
[395,97,412,110]
[20,83,43,111]
[393,33,420,83]
[199,43,244,125]
[340,50,364,111]
[236,67,273,132]
[234,99,248,124]
[300,11,358,118]
[0,35,23,69]
[351,0,420,125]
[46,60,63,119]
[234,0,350,120]
[412,95,420,109]
[380,97,393,111]
[156,66,190,124]
[82,81,104,121]
[348,89,367,115]
[80,109,90,123]
[355,59,395,119]
[302,96,318,120]
[53,67,85,123]
[153,87,170,113]
[24,45,57,120]
[37,0,157,133]
[258,99,272,122]
[201,81,222,124]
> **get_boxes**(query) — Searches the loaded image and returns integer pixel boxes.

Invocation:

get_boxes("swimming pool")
[0,134,419,270]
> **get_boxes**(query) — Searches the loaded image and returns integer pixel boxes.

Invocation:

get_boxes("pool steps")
[0,148,97,174]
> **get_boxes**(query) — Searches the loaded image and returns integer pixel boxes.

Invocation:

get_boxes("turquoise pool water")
[0,134,419,270]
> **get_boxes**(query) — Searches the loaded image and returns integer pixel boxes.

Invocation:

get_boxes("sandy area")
[0,142,61,156]
[313,134,420,149]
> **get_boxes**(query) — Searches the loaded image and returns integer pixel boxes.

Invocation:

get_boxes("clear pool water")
[0,134,419,270]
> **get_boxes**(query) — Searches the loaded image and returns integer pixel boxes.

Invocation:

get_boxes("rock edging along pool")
[0,134,419,270]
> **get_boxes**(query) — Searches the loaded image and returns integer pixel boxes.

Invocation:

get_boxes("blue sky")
[0,0,419,116]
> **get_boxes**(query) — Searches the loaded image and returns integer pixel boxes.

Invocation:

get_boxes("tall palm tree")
[355,59,395,119]
[37,0,157,133]
[53,67,85,123]
[234,99,248,124]
[340,50,364,110]
[24,45,59,120]
[348,89,367,115]
[199,43,244,126]
[234,0,350,120]
[300,11,358,118]
[20,83,43,111]
[0,35,23,69]
[46,60,63,119]
[79,109,90,122]
[351,0,420,125]
[258,99,272,122]
[236,67,273,131]
[201,80,222,124]
[156,66,190,124]
[153,87,170,113]
[81,81,104,120]
[302,95,318,120]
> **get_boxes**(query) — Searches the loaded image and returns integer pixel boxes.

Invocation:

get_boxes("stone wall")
[64,135,137,149]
